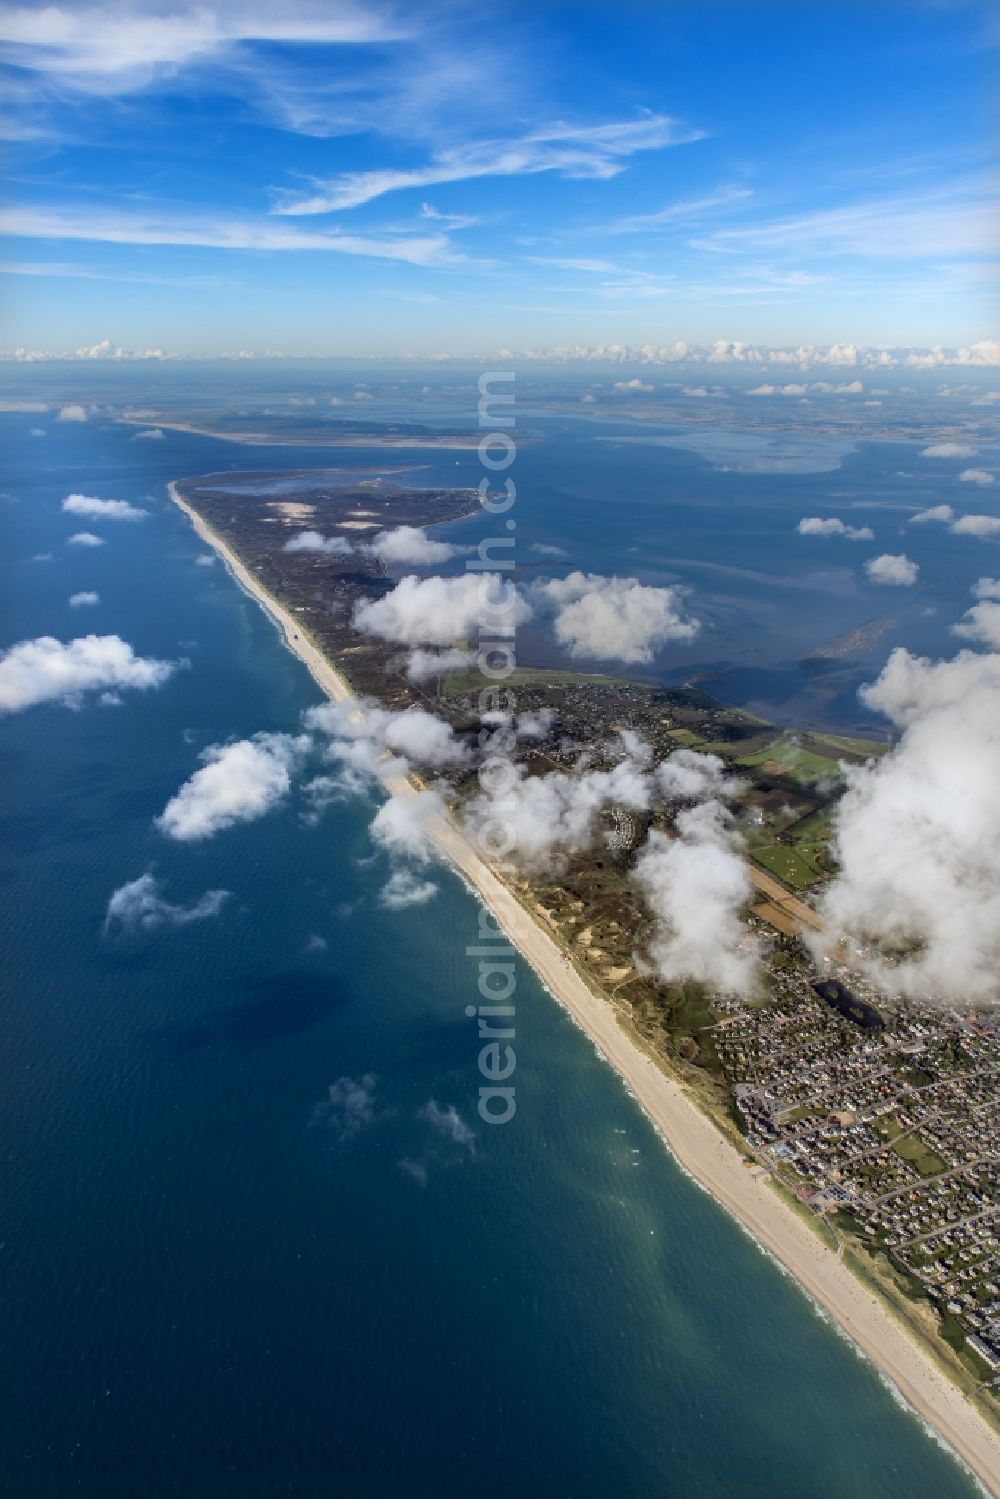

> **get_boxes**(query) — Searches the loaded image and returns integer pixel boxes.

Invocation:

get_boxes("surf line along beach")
[168,481,1000,1499]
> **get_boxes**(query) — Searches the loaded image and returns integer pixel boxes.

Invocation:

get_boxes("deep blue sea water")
[0,395,990,1496]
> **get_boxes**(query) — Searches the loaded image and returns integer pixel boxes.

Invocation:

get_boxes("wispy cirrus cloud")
[602,185,754,236]
[0,4,409,94]
[272,114,702,214]
[690,181,998,261]
[0,206,461,266]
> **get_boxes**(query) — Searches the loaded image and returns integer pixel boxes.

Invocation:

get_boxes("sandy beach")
[169,480,1000,1499]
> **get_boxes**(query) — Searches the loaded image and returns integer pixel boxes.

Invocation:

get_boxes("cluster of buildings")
[714,957,1000,1380]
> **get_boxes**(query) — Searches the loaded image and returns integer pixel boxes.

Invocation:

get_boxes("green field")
[812,731,890,758]
[736,734,843,785]
[750,840,827,890]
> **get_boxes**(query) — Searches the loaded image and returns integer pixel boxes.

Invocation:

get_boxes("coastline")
[167,479,1000,1499]
[127,417,483,448]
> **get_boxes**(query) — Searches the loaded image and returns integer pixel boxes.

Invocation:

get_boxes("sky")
[0,0,997,357]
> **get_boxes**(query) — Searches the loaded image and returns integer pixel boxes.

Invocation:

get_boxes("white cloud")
[973,577,1000,600]
[865,553,919,586]
[283,529,353,555]
[67,530,103,546]
[920,442,977,458]
[911,504,955,524]
[195,553,215,566]
[959,468,995,486]
[275,115,697,214]
[68,590,99,608]
[516,708,554,740]
[103,873,230,934]
[57,403,87,421]
[950,514,1000,538]
[797,516,874,541]
[0,206,459,269]
[378,867,439,909]
[62,492,146,521]
[307,697,468,770]
[815,647,1000,1003]
[156,731,308,840]
[656,747,740,800]
[404,646,475,683]
[132,427,164,440]
[369,525,464,566]
[810,379,863,393]
[632,801,757,995]
[953,601,1000,649]
[750,382,817,395]
[313,1074,379,1142]
[419,1098,476,1150]
[692,184,997,261]
[0,6,407,91]
[353,572,529,646]
[613,377,653,392]
[0,633,176,714]
[465,749,654,873]
[535,571,698,663]
[370,787,446,863]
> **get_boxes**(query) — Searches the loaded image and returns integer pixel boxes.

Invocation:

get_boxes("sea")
[1,364,995,1498]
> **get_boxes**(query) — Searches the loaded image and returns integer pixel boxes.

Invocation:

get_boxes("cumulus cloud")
[354,572,529,646]
[959,468,995,486]
[632,801,757,995]
[155,731,308,840]
[369,525,465,566]
[378,867,439,909]
[516,708,554,740]
[313,1074,377,1142]
[307,698,468,770]
[419,1099,475,1150]
[797,516,874,540]
[973,577,1000,600]
[655,747,740,800]
[951,514,1000,538]
[815,647,1000,1003]
[282,529,353,555]
[403,646,475,682]
[865,553,919,586]
[613,378,653,392]
[369,788,445,863]
[67,531,104,546]
[535,571,698,663]
[466,736,744,875]
[132,427,164,440]
[62,492,146,521]
[103,873,230,934]
[953,601,1000,649]
[911,504,955,524]
[920,442,977,458]
[68,590,99,608]
[465,750,653,873]
[57,404,87,422]
[0,633,177,714]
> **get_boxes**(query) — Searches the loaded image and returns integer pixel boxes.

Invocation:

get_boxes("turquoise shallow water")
[0,405,986,1497]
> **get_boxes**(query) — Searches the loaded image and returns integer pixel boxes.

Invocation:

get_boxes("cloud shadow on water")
[165,969,347,1054]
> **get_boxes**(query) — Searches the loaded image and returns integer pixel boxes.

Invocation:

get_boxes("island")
[169,467,1000,1498]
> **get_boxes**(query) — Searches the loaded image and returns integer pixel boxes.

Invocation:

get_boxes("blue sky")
[1,1,996,355]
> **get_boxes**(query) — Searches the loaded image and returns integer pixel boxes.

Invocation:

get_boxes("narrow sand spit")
[169,481,1000,1499]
